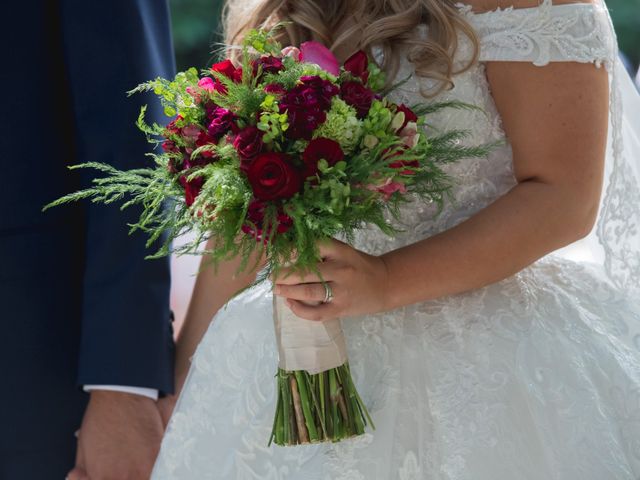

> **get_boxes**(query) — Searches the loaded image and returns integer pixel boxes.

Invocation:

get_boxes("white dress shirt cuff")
[83,385,159,401]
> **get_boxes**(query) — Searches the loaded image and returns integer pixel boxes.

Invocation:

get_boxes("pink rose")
[281,46,301,61]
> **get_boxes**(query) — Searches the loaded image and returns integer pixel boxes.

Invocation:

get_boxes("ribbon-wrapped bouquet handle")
[271,295,372,445]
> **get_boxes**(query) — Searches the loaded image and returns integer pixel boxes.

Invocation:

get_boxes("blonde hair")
[223,0,480,96]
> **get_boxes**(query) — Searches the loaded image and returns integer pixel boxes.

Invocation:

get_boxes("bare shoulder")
[459,0,598,14]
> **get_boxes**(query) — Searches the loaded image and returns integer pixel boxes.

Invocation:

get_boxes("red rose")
[179,175,204,207]
[246,152,302,201]
[343,51,369,83]
[339,81,374,118]
[211,59,242,83]
[302,138,344,179]
[395,104,418,132]
[233,126,264,169]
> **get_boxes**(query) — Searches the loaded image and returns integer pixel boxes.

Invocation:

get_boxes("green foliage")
[45,25,494,289]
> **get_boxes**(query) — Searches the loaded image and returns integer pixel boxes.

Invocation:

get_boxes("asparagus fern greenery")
[45,28,490,283]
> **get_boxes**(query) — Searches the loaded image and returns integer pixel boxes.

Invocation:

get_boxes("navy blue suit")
[0,1,175,477]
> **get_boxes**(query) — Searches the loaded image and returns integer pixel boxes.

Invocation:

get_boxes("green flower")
[312,98,363,154]
[362,99,394,138]
[257,94,289,144]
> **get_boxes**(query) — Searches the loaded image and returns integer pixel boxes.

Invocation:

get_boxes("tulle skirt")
[152,256,640,479]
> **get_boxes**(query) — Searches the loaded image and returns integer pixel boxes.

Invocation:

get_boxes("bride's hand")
[273,239,390,321]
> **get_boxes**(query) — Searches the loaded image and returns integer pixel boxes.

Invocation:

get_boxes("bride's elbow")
[566,195,600,242]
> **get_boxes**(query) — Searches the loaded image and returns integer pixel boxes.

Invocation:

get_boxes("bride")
[153,0,640,478]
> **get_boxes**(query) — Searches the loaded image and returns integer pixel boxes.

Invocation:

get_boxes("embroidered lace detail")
[458,0,614,68]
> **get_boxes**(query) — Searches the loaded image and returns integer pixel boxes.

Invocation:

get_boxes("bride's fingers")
[274,282,332,303]
[285,298,338,322]
[275,264,337,285]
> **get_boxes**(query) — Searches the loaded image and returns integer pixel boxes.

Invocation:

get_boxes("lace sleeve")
[458,0,615,67]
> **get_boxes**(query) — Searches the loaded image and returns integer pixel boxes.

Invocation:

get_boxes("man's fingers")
[66,466,89,480]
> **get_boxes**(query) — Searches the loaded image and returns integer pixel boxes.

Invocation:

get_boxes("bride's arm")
[171,241,264,397]
[274,60,609,319]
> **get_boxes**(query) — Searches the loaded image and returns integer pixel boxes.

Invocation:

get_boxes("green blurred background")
[169,0,640,73]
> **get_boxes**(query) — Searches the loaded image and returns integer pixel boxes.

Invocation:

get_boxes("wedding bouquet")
[46,28,489,446]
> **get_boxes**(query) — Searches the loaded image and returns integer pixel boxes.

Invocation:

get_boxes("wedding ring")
[323,282,334,304]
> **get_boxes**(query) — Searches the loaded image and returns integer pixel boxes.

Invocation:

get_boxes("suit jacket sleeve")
[60,0,176,393]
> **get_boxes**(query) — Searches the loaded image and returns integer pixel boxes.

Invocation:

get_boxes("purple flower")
[278,76,339,139]
[252,55,284,79]
[206,106,236,139]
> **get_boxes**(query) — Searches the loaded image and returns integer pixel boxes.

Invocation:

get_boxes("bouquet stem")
[269,363,373,445]
[269,294,373,446]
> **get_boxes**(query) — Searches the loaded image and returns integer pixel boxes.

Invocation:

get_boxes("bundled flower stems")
[46,28,490,446]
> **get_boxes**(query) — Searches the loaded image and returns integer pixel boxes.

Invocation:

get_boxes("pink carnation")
[198,77,216,92]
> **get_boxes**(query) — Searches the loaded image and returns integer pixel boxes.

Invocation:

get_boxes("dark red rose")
[302,138,344,178]
[233,126,264,168]
[179,175,204,207]
[343,51,369,83]
[395,104,418,131]
[207,106,237,139]
[252,55,284,79]
[246,152,302,201]
[211,59,242,83]
[339,81,374,118]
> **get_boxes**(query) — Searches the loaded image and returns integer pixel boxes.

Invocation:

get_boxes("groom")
[0,1,175,478]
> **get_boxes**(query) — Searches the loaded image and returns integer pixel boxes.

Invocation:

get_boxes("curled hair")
[223,0,480,96]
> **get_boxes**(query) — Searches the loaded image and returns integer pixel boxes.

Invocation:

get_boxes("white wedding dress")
[153,1,640,478]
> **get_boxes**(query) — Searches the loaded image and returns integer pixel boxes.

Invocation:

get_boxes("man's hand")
[67,391,164,480]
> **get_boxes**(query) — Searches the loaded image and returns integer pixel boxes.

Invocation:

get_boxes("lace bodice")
[353,0,615,257]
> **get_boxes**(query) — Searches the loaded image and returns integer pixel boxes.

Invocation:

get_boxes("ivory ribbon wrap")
[273,294,348,374]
